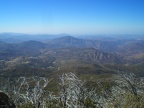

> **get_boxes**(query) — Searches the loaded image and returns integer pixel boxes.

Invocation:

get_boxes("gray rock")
[0,91,15,108]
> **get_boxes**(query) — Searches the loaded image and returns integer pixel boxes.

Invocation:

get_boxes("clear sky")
[0,0,144,34]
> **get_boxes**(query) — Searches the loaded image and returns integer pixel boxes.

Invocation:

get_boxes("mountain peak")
[57,36,77,40]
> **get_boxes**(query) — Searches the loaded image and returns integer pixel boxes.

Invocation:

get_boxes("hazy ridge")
[0,33,144,77]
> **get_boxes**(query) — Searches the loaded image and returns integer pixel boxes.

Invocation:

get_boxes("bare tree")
[58,73,88,108]
[111,73,144,108]
[1,72,144,108]
[0,76,52,108]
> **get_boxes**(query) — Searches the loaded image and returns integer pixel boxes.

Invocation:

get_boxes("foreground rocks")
[0,91,15,108]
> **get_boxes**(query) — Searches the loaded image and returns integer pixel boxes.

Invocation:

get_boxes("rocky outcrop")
[0,91,15,108]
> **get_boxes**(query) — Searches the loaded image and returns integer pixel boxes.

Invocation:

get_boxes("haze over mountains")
[0,33,144,77]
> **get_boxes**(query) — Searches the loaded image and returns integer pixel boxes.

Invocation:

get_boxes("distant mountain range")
[0,32,70,43]
[0,34,144,62]
[47,36,119,51]
[0,33,144,77]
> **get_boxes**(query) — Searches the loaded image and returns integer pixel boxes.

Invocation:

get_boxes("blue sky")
[0,0,144,34]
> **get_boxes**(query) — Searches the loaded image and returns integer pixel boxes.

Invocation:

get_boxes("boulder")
[0,91,15,108]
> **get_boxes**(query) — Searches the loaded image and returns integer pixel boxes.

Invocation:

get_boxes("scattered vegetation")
[0,72,144,108]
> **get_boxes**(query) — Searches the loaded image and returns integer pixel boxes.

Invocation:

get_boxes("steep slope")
[116,40,144,63]
[43,47,122,64]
